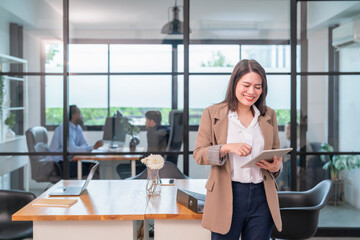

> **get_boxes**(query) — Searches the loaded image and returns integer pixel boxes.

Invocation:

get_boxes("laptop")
[49,162,99,196]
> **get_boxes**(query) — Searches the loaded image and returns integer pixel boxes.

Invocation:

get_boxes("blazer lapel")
[259,112,273,150]
[212,103,231,175]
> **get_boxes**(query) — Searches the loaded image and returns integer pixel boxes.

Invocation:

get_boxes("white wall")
[0,6,11,189]
[0,13,9,56]
[306,28,328,143]
[338,46,360,209]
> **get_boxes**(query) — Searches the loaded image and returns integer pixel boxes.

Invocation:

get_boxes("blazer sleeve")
[271,109,280,150]
[270,109,282,179]
[193,107,226,166]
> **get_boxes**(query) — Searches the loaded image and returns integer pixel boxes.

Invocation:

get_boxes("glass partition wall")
[1,0,360,236]
[0,0,63,190]
[293,0,360,234]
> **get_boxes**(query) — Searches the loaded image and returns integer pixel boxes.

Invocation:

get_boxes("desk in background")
[72,147,144,179]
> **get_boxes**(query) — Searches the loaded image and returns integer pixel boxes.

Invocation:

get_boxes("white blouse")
[227,105,264,183]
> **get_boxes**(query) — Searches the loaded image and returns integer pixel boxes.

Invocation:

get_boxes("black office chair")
[25,126,62,183]
[163,110,183,165]
[271,179,332,240]
[0,190,36,240]
[127,161,189,180]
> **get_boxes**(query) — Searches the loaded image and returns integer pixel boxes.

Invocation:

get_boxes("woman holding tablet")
[193,59,282,240]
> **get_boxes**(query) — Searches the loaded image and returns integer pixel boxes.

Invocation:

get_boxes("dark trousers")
[211,181,274,240]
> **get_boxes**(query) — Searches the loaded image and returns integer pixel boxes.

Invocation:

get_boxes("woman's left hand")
[255,156,282,173]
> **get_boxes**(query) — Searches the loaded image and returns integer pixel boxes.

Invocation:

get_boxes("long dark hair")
[223,59,268,115]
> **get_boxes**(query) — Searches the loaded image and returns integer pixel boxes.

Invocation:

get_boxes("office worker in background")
[117,110,169,178]
[49,105,103,178]
[145,110,168,152]
[193,59,282,240]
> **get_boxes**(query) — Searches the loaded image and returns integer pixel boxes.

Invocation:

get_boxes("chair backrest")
[127,161,189,180]
[164,110,184,165]
[146,126,169,152]
[272,179,332,239]
[0,190,36,221]
[25,126,61,183]
[0,190,35,239]
[306,179,332,209]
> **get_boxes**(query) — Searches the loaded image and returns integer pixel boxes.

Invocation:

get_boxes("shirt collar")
[69,122,77,129]
[228,105,260,120]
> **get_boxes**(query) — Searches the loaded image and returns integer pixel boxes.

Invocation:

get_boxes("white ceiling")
[44,0,290,30]
[2,0,360,39]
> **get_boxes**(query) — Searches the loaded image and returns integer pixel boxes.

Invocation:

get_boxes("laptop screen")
[81,162,99,192]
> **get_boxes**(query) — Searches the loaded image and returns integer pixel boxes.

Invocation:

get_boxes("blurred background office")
[1,0,360,237]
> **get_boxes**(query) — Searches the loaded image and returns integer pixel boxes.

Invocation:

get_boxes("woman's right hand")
[220,143,252,157]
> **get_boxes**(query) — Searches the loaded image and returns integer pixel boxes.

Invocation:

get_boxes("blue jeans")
[211,181,274,240]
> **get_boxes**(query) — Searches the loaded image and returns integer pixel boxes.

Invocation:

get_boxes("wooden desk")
[13,179,209,240]
[72,147,143,179]
[145,179,210,240]
[13,180,148,240]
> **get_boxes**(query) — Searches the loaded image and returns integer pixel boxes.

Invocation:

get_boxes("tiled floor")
[319,203,360,228]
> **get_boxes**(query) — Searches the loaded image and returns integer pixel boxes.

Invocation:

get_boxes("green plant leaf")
[323,161,331,170]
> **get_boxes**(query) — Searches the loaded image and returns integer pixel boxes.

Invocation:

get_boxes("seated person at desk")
[49,105,104,178]
[145,110,168,152]
[116,111,169,178]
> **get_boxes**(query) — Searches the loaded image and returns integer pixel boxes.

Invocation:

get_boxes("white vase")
[6,128,15,139]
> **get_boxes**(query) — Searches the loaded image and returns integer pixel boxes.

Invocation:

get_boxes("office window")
[44,41,63,73]
[70,76,108,125]
[45,76,63,125]
[110,44,172,72]
[69,44,108,73]
[241,45,290,72]
[178,45,239,72]
[178,75,229,125]
[110,75,171,125]
[44,43,174,126]
[178,44,292,125]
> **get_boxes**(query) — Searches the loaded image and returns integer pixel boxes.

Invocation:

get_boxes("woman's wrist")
[270,167,280,173]
[220,144,227,155]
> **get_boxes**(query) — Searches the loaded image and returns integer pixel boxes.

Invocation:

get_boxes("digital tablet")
[240,148,293,168]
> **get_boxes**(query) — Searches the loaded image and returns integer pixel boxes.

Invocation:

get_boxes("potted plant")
[4,112,16,139]
[320,143,360,205]
[320,143,360,180]
[120,117,140,151]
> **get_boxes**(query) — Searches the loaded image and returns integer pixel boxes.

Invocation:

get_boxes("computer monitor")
[103,115,126,147]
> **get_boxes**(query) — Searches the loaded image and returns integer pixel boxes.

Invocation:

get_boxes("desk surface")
[13,179,207,222]
[12,180,148,221]
[146,179,206,220]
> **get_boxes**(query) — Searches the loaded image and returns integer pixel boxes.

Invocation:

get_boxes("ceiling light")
[161,1,191,35]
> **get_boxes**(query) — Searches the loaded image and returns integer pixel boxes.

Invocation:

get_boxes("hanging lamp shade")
[161,3,191,35]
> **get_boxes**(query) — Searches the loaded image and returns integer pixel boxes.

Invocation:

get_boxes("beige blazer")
[193,102,282,235]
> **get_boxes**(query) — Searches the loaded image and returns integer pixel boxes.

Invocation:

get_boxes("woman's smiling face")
[235,72,263,108]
